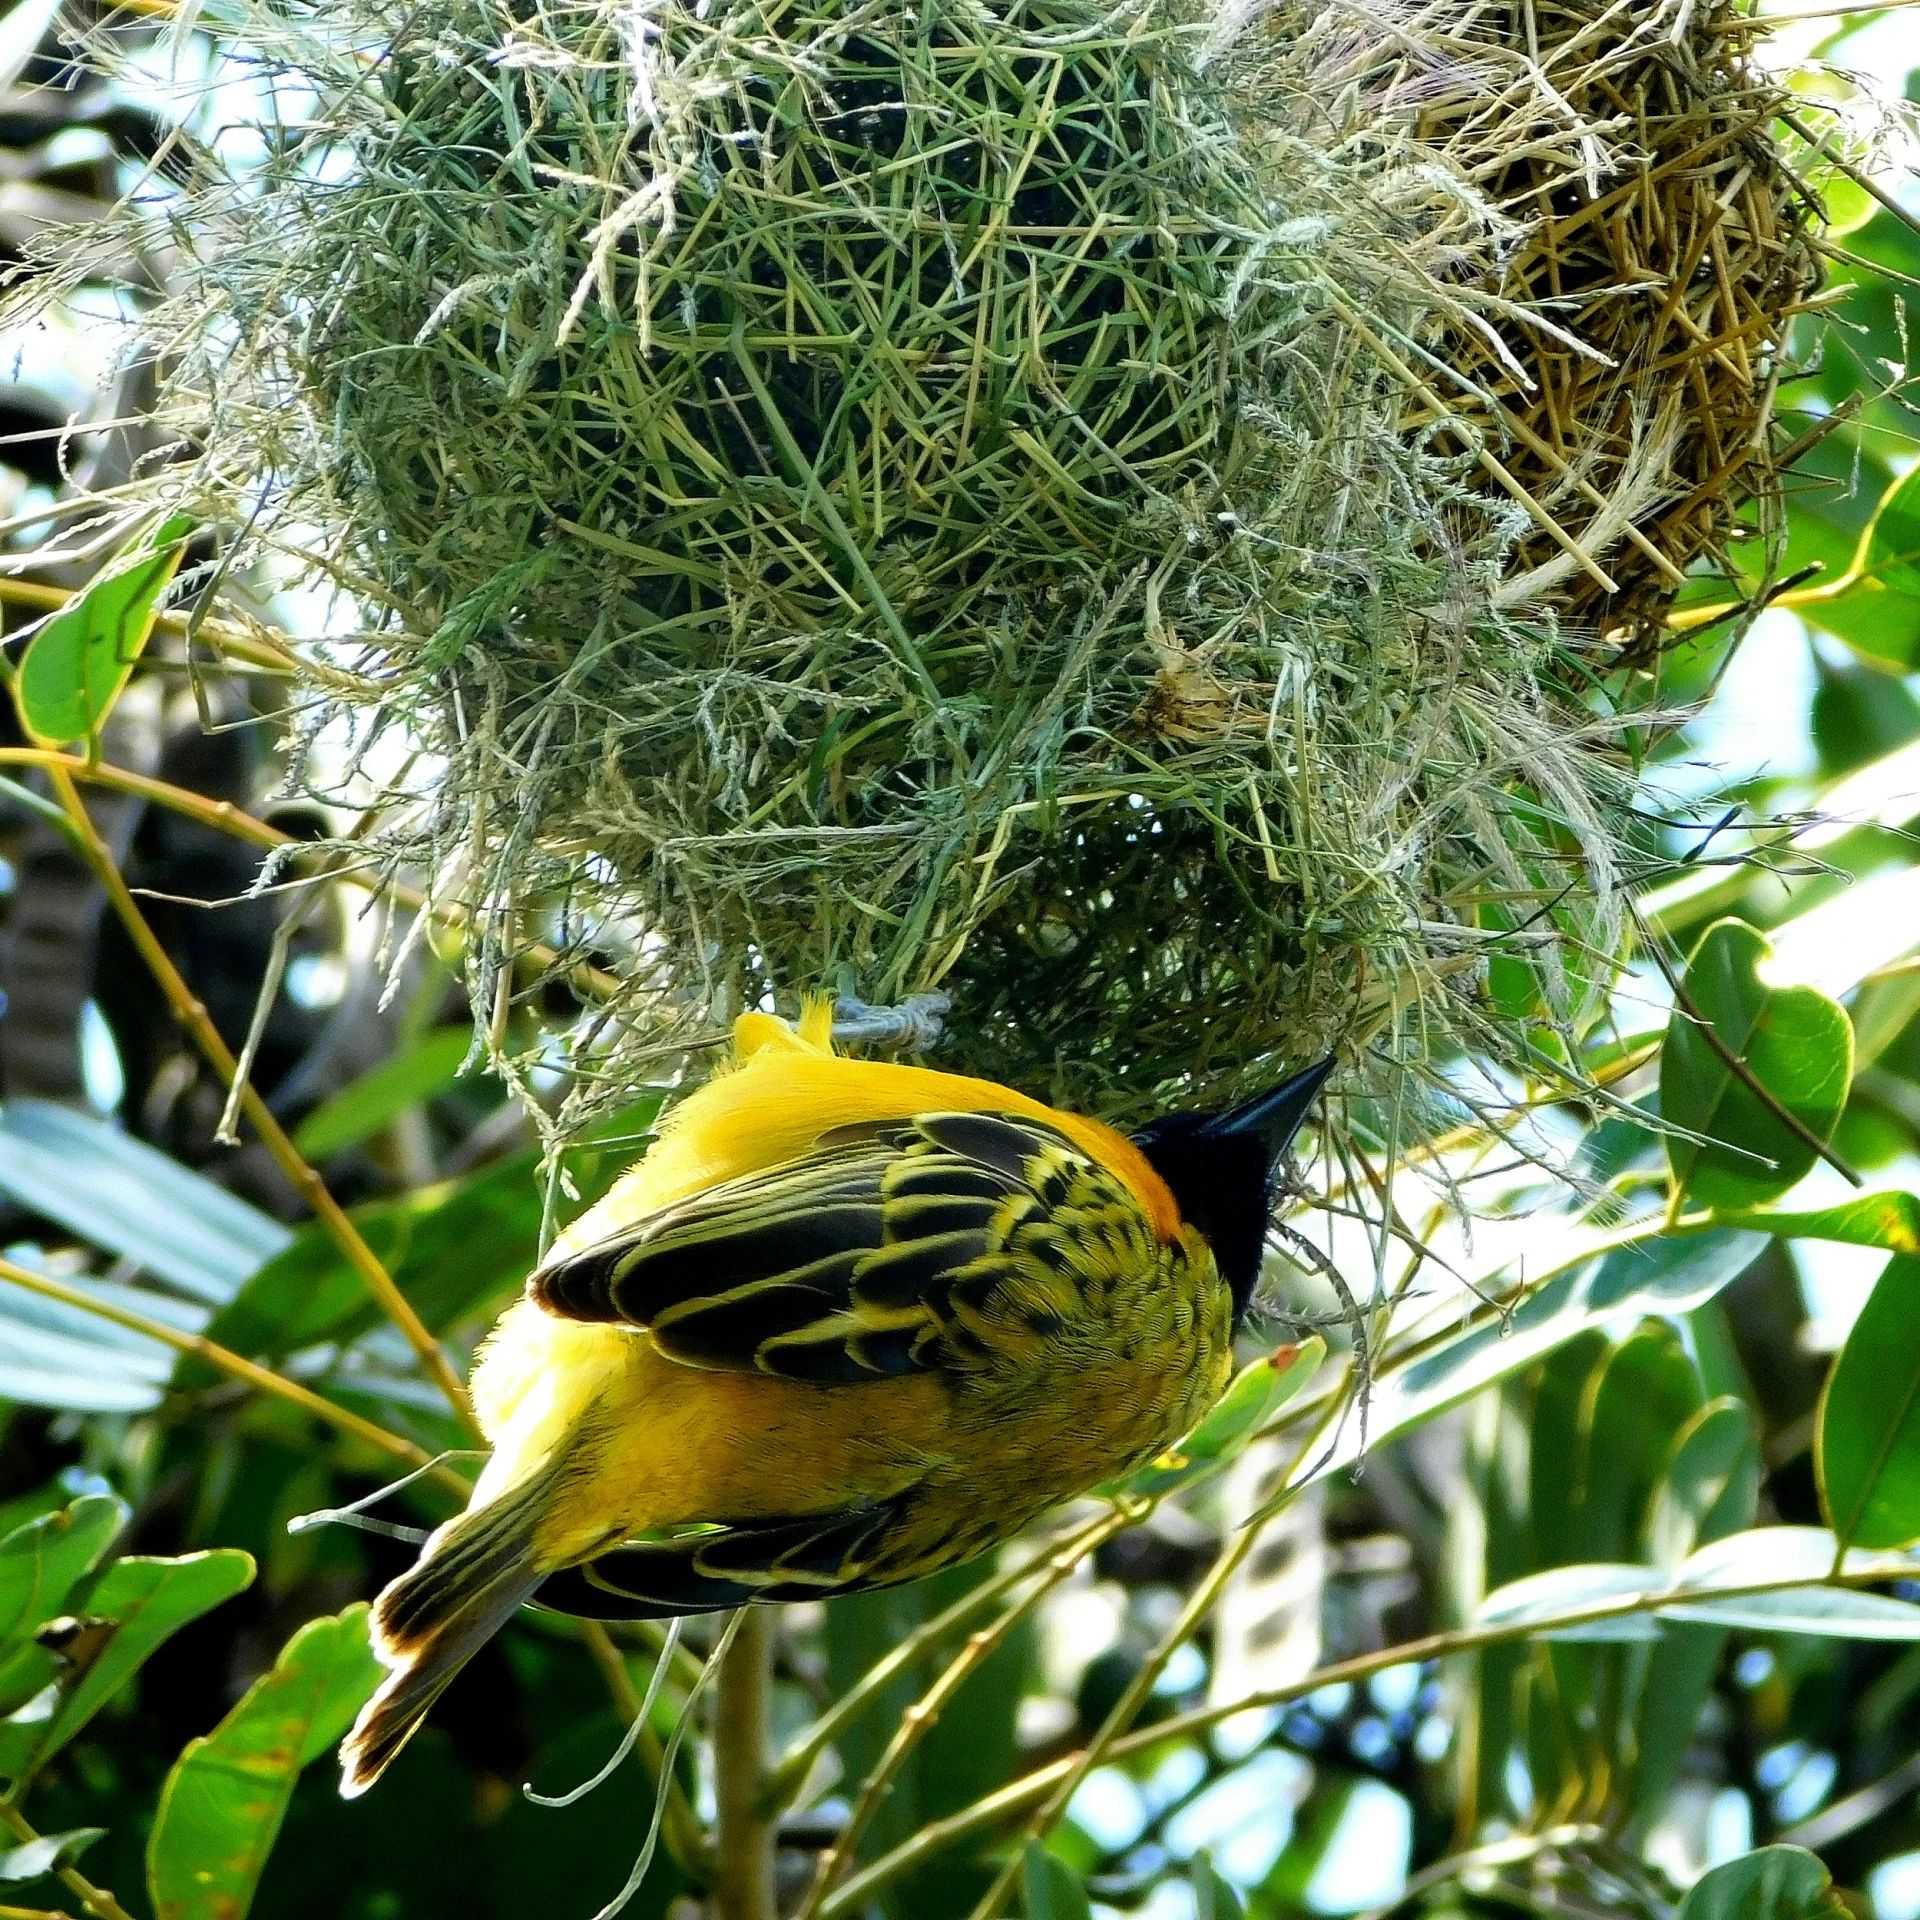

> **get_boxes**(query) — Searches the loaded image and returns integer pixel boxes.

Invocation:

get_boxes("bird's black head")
[1131,1058,1336,1327]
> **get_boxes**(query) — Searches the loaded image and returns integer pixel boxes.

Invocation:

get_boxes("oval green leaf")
[1864,463,1920,599]
[1302,1229,1766,1489]
[1478,1564,1666,1641]
[16,514,194,745]
[1022,1841,1091,1920]
[1676,1845,1844,1919]
[1818,1251,1920,1549]
[1643,1398,1761,1572]
[1657,1585,1920,1638]
[147,1604,381,1920]
[1115,1337,1324,1499]
[0,1494,124,1653]
[1707,1190,1920,1253]
[31,1550,254,1772]
[1661,919,1853,1208]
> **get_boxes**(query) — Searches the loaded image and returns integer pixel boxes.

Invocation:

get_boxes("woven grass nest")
[88,0,1823,1135]
[1241,0,1827,655]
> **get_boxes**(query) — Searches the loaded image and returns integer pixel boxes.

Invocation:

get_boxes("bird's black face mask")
[1131,1058,1336,1328]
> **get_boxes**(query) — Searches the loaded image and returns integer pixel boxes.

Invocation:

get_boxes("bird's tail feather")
[339,1474,551,1797]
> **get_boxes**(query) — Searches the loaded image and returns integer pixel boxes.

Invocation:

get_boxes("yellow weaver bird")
[340,1003,1333,1795]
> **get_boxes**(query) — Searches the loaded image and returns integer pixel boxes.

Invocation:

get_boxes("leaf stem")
[45,765,484,1433]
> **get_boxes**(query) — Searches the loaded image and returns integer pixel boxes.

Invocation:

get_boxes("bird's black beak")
[1131,1055,1338,1330]
[1194,1055,1337,1166]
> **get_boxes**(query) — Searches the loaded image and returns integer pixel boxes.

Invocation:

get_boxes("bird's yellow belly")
[470,1259,1233,1578]
[471,1300,950,1563]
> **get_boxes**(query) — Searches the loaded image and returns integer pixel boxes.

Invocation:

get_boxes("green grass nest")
[75,0,1812,1132]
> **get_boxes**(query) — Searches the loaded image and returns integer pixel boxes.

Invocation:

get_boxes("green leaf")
[0,1495,124,1652]
[292,1028,475,1161]
[1304,1229,1767,1487]
[1661,919,1853,1208]
[1478,1564,1666,1641]
[1576,1325,1702,1564]
[1191,1853,1245,1919]
[1708,1191,1920,1253]
[1676,1846,1845,1919]
[1818,1252,1920,1548]
[0,1682,58,1780]
[15,513,194,744]
[26,1550,254,1774]
[147,1604,381,1920]
[0,1826,104,1883]
[1115,1337,1324,1498]
[1864,463,1920,599]
[0,1100,291,1304]
[1643,1399,1761,1572]
[1021,1841,1091,1920]
[1526,1329,1608,1572]
[197,1097,659,1370]
[0,1262,184,1413]
[1658,1585,1920,1637]
[1663,1527,1920,1637]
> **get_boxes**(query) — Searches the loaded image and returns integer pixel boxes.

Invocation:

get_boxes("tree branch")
[712,1609,776,1920]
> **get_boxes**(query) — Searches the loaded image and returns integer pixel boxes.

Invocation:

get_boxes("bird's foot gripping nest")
[828,994,952,1054]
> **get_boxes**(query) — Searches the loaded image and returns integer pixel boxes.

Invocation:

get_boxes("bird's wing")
[528,1109,1159,1381]
[531,1504,902,1619]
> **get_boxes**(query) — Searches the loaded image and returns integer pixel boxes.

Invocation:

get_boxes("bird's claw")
[830,992,951,1052]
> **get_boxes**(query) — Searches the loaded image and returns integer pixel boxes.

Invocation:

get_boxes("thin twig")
[822,1553,1920,1917]
[794,1515,1126,1920]
[0,1804,135,1920]
[44,766,484,1431]
[964,1460,1311,1920]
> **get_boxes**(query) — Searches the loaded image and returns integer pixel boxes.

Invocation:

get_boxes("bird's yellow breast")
[471,1301,952,1562]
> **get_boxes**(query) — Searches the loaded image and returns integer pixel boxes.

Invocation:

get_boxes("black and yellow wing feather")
[523,1109,1174,1619]
[529,1109,1159,1383]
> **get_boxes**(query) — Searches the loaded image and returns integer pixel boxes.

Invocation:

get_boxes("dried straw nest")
[52,0,1825,1134]
[1229,0,1825,655]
